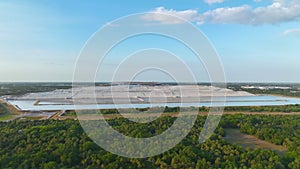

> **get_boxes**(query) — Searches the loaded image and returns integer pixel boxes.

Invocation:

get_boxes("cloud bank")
[204,0,225,4]
[143,0,300,25]
[283,28,300,35]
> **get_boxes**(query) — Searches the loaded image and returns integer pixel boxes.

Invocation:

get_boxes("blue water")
[7,95,300,111]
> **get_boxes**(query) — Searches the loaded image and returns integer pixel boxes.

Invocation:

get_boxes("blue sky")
[0,0,300,82]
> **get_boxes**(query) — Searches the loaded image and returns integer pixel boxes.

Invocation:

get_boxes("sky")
[0,0,300,82]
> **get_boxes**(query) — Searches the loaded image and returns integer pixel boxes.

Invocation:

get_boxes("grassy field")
[0,103,13,121]
[0,100,23,121]
[223,128,288,155]
[0,114,13,121]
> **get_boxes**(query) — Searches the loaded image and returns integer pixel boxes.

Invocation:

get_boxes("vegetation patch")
[0,103,14,121]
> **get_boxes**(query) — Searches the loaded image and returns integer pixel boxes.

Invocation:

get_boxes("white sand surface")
[10,85,254,104]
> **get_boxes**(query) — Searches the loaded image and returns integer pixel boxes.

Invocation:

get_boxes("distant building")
[241,86,291,90]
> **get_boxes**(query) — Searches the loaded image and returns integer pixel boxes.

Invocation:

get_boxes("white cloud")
[204,0,225,4]
[143,0,300,25]
[142,7,200,24]
[283,28,300,35]
[200,5,253,24]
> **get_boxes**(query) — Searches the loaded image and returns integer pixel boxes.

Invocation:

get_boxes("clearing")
[224,128,288,155]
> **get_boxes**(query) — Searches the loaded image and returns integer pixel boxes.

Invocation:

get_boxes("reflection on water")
[6,95,300,111]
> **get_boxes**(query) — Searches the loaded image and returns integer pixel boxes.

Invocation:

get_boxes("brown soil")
[224,128,288,155]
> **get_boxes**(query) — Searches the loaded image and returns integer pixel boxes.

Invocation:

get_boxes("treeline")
[226,83,300,98]
[1,115,299,168]
[244,88,300,97]
[0,83,71,96]
[64,105,300,117]
[224,104,300,112]
[65,107,205,116]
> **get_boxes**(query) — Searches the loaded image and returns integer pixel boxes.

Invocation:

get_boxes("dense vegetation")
[1,115,299,169]
[0,83,71,96]
[242,88,300,98]
[63,104,300,116]
[227,83,300,98]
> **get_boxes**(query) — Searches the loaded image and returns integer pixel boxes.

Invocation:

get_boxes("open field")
[6,85,252,104]
[0,98,23,121]
[0,103,10,120]
[0,98,59,121]
[223,128,288,154]
[6,84,300,113]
